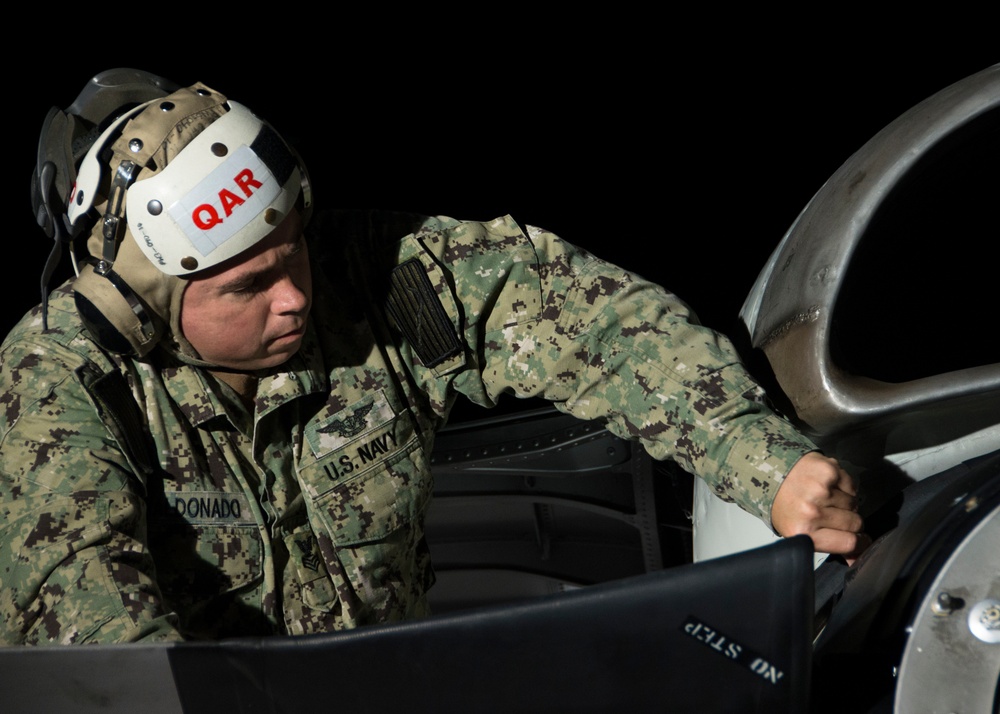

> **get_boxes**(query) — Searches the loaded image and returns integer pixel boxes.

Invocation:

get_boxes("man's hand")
[771,452,869,560]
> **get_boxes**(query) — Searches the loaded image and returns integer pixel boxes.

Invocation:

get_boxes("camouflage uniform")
[0,212,815,645]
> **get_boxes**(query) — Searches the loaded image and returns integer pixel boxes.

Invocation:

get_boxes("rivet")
[76,191,85,206]
[264,208,279,225]
[211,142,228,157]
[181,257,199,271]
[146,200,163,216]
[932,591,964,616]
[159,101,175,112]
[128,138,144,153]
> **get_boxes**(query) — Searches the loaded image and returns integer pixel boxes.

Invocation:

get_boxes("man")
[0,71,864,645]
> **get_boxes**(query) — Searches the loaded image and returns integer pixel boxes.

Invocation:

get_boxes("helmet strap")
[96,159,140,274]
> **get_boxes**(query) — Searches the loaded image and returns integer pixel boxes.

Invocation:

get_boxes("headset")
[32,69,179,329]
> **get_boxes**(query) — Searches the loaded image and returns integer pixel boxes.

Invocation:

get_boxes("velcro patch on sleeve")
[385,258,462,368]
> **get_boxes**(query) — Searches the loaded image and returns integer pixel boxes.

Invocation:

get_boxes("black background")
[10,42,996,348]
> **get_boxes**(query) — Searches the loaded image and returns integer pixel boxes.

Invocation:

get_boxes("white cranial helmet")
[55,76,310,358]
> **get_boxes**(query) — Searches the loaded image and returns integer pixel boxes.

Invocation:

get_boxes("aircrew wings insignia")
[317,402,375,438]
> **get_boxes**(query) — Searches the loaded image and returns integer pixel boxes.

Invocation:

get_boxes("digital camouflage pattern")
[0,211,816,645]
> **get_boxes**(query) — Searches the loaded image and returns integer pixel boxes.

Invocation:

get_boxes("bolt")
[932,591,964,616]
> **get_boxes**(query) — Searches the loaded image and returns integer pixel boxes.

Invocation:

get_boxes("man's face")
[180,210,312,371]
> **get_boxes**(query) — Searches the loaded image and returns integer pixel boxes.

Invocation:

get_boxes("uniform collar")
[253,320,328,418]
[155,318,328,429]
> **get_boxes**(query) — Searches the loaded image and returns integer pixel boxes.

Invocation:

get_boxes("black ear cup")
[72,262,163,357]
[74,291,135,355]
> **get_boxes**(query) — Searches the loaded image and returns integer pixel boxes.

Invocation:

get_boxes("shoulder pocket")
[386,233,467,377]
[386,258,464,371]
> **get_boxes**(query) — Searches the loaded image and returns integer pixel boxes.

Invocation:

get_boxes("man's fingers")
[817,505,864,536]
[779,499,860,535]
[810,528,870,560]
[826,488,858,513]
[832,462,857,496]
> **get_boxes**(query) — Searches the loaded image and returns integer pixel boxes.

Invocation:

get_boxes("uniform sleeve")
[401,216,817,524]
[0,336,182,645]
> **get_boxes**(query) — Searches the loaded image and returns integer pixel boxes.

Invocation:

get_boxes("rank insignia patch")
[295,536,321,572]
